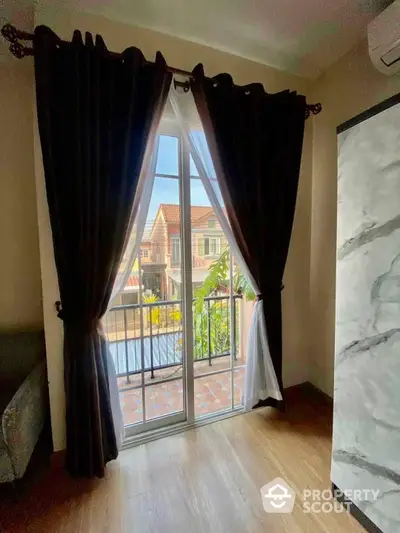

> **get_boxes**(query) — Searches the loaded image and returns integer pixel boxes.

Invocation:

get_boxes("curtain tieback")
[55,301,100,334]
[256,284,285,301]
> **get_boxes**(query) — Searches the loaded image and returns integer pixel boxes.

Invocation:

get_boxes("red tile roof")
[126,275,140,287]
[159,204,213,224]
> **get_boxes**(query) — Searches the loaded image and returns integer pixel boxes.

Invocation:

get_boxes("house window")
[140,249,149,258]
[208,219,216,229]
[203,237,220,256]
[171,236,181,265]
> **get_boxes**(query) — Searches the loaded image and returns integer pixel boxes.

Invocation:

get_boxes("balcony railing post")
[149,307,154,379]
[123,309,130,384]
[207,299,212,366]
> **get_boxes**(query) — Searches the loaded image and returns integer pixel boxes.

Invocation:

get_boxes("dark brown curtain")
[34,25,172,477]
[191,64,306,404]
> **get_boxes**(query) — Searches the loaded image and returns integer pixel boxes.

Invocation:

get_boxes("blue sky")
[146,135,211,226]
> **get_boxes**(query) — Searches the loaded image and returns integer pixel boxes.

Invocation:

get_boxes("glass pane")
[234,368,245,407]
[189,176,212,209]
[191,177,232,377]
[142,302,184,386]
[107,307,141,378]
[190,154,200,177]
[141,176,183,389]
[193,297,231,377]
[156,135,179,176]
[144,380,184,420]
[233,256,254,368]
[147,177,180,250]
[107,171,184,428]
[189,130,225,207]
[120,387,143,426]
[194,373,232,418]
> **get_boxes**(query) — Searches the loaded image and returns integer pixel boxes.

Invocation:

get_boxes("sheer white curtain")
[104,139,159,449]
[109,141,159,306]
[169,84,282,409]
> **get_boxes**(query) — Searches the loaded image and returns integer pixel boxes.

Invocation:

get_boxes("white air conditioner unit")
[368,0,400,75]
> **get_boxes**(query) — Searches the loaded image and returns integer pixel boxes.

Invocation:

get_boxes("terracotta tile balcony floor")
[118,356,245,426]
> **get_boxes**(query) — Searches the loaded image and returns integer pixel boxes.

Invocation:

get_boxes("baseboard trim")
[283,381,333,406]
[332,482,383,533]
[303,381,333,404]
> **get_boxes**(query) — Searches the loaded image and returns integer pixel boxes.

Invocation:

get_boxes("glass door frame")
[124,121,194,438]
[180,133,195,425]
[123,119,243,440]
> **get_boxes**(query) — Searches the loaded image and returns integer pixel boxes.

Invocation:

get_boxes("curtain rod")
[1,23,322,118]
[0,22,196,77]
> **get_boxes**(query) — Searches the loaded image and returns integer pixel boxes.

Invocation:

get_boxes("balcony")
[104,295,248,425]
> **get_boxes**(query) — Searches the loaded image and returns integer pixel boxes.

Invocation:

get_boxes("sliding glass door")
[104,117,245,438]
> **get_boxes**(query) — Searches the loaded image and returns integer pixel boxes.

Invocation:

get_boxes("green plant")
[194,247,255,313]
[192,247,253,361]
[233,271,256,301]
[194,248,229,314]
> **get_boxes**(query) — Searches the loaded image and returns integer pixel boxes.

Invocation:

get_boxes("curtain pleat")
[191,64,306,406]
[34,25,171,477]
[169,87,282,408]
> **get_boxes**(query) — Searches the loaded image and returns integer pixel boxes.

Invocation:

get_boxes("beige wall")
[310,40,400,396]
[33,7,313,450]
[0,59,43,330]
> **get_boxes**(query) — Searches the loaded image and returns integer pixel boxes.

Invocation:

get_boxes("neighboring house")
[140,240,152,264]
[113,273,140,306]
[112,241,153,307]
[115,203,228,304]
[149,204,227,299]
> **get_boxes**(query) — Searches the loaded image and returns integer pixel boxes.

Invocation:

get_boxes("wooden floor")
[0,385,365,533]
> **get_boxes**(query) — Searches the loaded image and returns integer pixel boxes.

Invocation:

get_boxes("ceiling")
[1,0,394,77]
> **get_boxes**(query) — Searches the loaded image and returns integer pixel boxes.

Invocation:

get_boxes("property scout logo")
[260,477,380,514]
[260,478,295,513]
